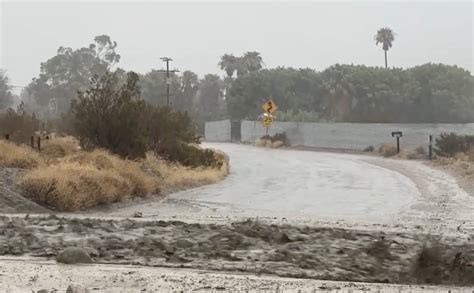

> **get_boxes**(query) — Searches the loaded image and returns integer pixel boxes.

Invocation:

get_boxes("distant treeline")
[226,63,474,123]
[0,35,473,129]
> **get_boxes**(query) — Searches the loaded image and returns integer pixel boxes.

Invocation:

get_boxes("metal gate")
[231,120,241,142]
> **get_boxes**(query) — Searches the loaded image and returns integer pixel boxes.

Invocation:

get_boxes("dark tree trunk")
[384,50,388,68]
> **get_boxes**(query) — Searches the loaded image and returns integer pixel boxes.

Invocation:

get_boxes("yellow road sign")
[262,99,278,114]
[262,116,273,128]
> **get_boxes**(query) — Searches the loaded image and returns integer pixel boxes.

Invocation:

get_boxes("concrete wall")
[204,120,232,142]
[240,120,474,150]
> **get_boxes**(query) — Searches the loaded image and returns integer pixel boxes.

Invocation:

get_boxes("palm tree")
[321,64,355,121]
[242,51,263,73]
[375,27,395,68]
[218,54,238,78]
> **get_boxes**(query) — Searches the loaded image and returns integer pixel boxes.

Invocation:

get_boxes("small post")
[37,136,41,151]
[396,137,400,154]
[5,134,9,141]
[429,135,433,160]
[30,136,35,149]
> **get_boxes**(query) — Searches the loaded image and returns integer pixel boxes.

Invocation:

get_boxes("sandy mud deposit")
[0,215,472,287]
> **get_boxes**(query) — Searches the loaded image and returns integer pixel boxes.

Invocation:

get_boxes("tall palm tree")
[242,51,263,73]
[218,54,238,78]
[375,27,395,68]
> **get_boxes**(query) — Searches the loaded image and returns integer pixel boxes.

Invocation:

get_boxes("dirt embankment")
[1,215,472,286]
[0,168,48,213]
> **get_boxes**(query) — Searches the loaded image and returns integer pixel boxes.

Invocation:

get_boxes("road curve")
[103,143,426,223]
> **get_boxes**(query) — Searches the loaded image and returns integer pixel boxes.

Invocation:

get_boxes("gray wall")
[240,120,474,150]
[204,120,231,142]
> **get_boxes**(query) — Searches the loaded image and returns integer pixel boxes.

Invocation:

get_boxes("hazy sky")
[1,1,473,90]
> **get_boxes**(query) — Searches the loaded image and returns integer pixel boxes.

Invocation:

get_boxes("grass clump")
[378,143,398,157]
[18,150,159,211]
[19,163,131,211]
[0,140,44,168]
[142,151,229,193]
[41,136,79,159]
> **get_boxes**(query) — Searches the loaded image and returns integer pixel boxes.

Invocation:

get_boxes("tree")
[321,64,355,121]
[139,70,181,107]
[27,35,121,116]
[219,54,238,78]
[241,51,264,73]
[0,71,14,109]
[175,71,199,113]
[71,71,147,158]
[375,27,395,68]
[194,74,224,123]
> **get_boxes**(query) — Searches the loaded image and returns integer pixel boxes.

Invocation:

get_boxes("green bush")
[435,132,474,157]
[71,70,216,168]
[156,139,218,168]
[71,71,148,158]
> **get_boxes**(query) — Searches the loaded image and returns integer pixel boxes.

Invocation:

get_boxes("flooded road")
[102,143,422,223]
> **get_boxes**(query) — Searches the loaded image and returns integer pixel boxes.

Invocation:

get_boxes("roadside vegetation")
[0,57,229,211]
[256,132,289,148]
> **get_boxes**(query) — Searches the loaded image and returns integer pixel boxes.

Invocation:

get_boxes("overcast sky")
[1,1,473,90]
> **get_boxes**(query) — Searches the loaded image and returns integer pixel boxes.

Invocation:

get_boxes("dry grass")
[142,151,229,193]
[272,140,284,148]
[0,140,44,168]
[255,139,284,149]
[41,136,80,160]
[19,150,160,211]
[3,138,228,211]
[378,143,398,157]
[19,162,132,211]
[15,143,227,211]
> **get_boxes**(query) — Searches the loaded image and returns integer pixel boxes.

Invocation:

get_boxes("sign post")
[391,131,403,154]
[261,99,278,138]
[262,99,278,115]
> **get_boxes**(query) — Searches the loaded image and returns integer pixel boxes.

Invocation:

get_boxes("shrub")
[19,150,159,211]
[19,163,132,211]
[41,136,79,159]
[435,132,474,157]
[65,149,158,196]
[0,102,40,144]
[0,140,43,168]
[378,143,398,157]
[72,71,148,158]
[142,151,229,193]
[363,146,375,152]
[156,139,219,168]
[415,146,426,155]
[260,132,290,147]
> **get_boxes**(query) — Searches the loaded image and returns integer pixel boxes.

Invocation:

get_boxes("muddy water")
[0,215,472,286]
[100,144,419,223]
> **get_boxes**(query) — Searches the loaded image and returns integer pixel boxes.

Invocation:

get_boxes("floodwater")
[104,143,420,223]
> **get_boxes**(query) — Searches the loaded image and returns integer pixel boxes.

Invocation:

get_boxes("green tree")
[27,35,120,116]
[219,54,238,78]
[241,51,264,73]
[375,27,395,68]
[194,74,224,123]
[72,71,147,158]
[174,71,199,113]
[0,71,14,109]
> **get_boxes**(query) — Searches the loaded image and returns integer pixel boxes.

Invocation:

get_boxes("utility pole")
[158,57,179,107]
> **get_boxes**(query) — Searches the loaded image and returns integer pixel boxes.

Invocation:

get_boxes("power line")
[157,57,179,107]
